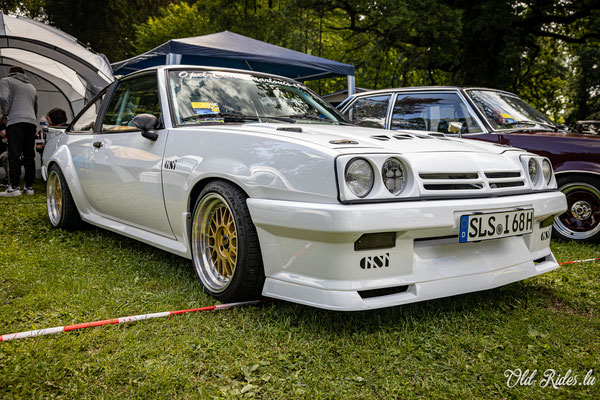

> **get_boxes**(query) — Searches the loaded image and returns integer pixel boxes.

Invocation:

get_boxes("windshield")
[168,70,347,125]
[467,89,556,131]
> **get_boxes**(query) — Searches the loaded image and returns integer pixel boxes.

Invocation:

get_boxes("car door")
[88,72,174,238]
[65,90,108,205]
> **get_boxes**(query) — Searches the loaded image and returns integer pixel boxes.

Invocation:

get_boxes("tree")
[134,2,213,53]
[40,0,171,61]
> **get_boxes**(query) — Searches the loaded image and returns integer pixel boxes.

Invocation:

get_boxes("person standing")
[0,66,38,196]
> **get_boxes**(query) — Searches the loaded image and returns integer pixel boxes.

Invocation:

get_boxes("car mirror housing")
[448,121,463,135]
[133,114,159,141]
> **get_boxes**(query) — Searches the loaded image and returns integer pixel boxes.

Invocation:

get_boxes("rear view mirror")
[133,114,159,141]
[448,121,463,134]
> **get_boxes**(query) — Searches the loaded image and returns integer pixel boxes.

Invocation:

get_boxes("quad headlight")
[344,158,374,198]
[382,158,407,195]
[542,159,553,184]
[528,158,539,184]
[520,155,554,189]
[338,154,413,201]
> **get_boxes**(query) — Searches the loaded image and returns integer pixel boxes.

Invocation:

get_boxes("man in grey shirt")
[0,66,38,196]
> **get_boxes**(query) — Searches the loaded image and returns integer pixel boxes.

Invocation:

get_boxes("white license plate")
[459,209,534,243]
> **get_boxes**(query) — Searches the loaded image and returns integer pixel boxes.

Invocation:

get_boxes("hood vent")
[370,135,391,141]
[393,134,413,140]
[329,139,359,145]
[277,127,302,133]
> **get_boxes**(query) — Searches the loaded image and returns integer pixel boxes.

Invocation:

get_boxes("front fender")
[554,160,600,176]
[161,129,340,242]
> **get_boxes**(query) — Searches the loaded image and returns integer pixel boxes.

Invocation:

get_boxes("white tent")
[0,12,113,121]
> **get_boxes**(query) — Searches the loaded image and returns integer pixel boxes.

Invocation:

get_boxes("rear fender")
[45,145,94,217]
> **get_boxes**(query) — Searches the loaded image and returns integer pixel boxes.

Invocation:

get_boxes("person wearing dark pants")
[0,66,38,197]
[7,122,36,193]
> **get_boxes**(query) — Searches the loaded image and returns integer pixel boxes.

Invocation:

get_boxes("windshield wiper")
[181,113,296,124]
[504,120,558,131]
[283,113,348,124]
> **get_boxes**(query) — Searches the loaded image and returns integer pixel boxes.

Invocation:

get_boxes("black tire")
[552,175,600,242]
[46,164,82,230]
[190,181,264,302]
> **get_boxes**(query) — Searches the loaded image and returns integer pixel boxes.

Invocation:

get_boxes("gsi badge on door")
[459,209,534,243]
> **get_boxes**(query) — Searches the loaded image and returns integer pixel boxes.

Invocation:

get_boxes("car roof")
[118,64,301,86]
[346,86,518,98]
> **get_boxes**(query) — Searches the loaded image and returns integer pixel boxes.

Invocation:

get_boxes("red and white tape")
[1,257,599,342]
[0,299,270,342]
[558,257,600,266]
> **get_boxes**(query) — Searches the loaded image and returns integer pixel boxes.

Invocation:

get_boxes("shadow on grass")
[255,264,599,338]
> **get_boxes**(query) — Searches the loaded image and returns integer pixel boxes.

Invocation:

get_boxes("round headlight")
[382,158,407,195]
[345,158,374,198]
[542,159,552,184]
[528,158,539,184]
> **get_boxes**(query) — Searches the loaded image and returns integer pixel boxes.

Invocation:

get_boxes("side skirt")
[82,212,192,259]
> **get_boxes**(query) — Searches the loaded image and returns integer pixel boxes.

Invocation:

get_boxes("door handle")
[92,141,103,149]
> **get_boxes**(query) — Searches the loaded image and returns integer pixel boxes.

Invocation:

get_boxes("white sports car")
[42,66,567,311]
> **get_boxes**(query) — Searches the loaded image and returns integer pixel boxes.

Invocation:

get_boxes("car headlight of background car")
[520,155,555,189]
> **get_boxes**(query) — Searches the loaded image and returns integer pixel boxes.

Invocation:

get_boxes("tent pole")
[166,53,182,65]
[347,75,355,97]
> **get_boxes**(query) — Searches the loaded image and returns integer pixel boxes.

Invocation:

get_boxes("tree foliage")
[2,0,599,121]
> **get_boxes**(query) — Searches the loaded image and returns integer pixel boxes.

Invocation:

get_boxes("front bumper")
[247,191,567,311]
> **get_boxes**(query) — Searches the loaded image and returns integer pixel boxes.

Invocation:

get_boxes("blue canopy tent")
[112,31,356,95]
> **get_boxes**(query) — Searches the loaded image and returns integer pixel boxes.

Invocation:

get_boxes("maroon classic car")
[338,87,600,242]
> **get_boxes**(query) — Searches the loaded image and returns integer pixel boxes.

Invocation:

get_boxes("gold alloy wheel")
[192,193,238,293]
[47,169,63,226]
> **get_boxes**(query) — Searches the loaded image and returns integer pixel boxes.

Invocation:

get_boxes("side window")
[391,93,483,134]
[102,74,160,132]
[344,95,391,129]
[70,93,105,133]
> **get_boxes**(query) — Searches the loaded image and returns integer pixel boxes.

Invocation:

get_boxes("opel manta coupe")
[42,67,567,310]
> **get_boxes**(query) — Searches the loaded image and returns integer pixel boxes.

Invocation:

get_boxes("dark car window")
[344,95,391,129]
[167,70,346,126]
[467,89,556,131]
[102,74,161,132]
[69,92,106,133]
[390,93,483,134]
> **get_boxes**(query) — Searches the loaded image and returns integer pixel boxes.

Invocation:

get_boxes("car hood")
[226,123,519,155]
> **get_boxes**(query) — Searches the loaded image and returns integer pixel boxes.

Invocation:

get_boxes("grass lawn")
[0,182,598,399]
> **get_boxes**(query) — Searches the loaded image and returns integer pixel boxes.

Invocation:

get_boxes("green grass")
[0,182,599,399]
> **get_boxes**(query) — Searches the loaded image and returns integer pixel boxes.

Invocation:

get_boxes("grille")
[420,172,483,191]
[485,171,521,178]
[485,170,525,189]
[423,183,483,190]
[419,170,526,192]
[420,173,479,180]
